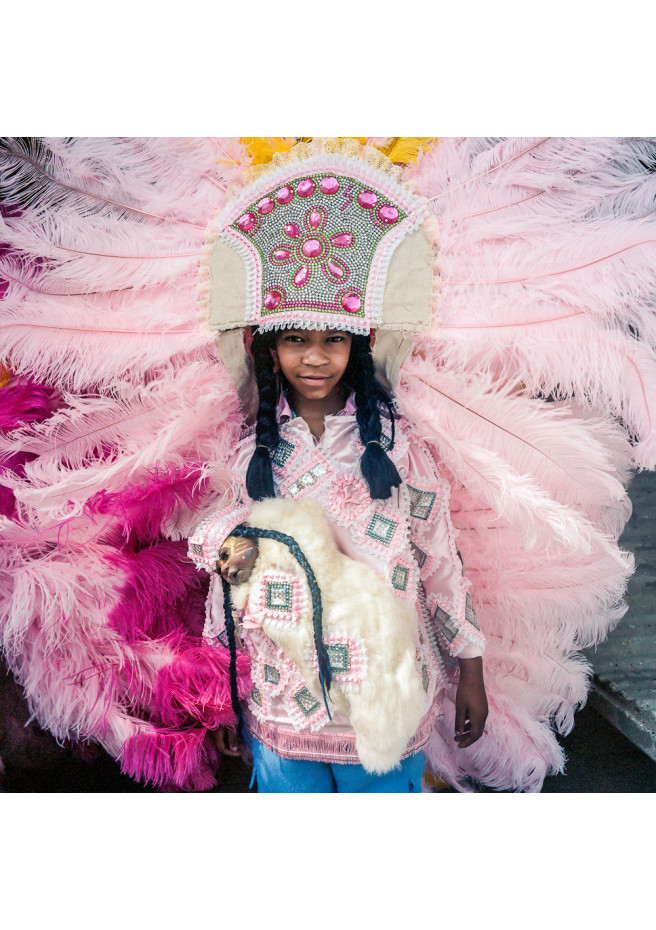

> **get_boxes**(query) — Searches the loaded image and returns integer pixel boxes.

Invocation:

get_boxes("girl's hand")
[211,726,242,757]
[454,657,488,749]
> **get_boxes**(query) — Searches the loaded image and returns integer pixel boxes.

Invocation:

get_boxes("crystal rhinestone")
[327,259,345,279]
[294,265,311,287]
[378,204,399,224]
[276,186,294,205]
[237,212,257,232]
[357,190,377,209]
[340,292,361,313]
[302,238,323,258]
[257,197,275,215]
[308,210,323,229]
[319,176,339,194]
[273,248,292,262]
[297,179,316,198]
[264,290,282,310]
[331,232,355,248]
[285,223,301,238]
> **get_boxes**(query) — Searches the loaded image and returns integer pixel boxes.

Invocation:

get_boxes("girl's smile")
[271,328,352,439]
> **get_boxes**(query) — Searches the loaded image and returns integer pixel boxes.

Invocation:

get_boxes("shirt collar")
[276,391,356,424]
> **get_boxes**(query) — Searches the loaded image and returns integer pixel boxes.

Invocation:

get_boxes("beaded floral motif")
[282,453,333,500]
[306,631,367,693]
[216,152,427,334]
[252,570,308,628]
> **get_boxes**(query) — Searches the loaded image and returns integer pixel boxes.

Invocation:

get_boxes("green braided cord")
[231,524,333,718]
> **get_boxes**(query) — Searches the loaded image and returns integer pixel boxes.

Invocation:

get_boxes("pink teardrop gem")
[285,223,300,238]
[357,190,377,209]
[294,265,311,287]
[276,186,294,205]
[331,232,355,248]
[340,292,361,313]
[308,210,323,229]
[257,197,275,215]
[319,176,339,194]
[297,179,316,198]
[301,238,323,258]
[273,248,291,262]
[378,204,399,224]
[264,290,282,311]
[327,260,345,279]
[237,212,257,232]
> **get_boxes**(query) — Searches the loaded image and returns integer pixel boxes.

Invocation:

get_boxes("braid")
[246,330,280,501]
[230,525,333,718]
[344,335,401,500]
[221,576,244,738]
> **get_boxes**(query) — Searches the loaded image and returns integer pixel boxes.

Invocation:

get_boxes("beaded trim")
[281,452,333,500]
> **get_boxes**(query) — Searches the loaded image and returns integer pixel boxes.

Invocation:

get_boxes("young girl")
[188,325,488,792]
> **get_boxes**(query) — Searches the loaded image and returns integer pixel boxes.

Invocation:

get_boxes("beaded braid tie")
[221,525,333,722]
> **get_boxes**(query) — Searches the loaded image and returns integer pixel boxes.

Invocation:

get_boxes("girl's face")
[272,329,352,402]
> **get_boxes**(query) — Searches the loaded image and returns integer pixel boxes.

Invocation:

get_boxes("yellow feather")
[383,137,438,165]
[0,366,11,388]
[240,137,296,166]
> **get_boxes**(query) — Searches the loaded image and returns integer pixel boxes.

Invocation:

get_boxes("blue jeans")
[250,738,425,793]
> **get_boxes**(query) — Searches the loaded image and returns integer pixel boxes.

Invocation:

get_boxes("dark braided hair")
[245,329,280,501]
[221,524,333,718]
[246,328,401,501]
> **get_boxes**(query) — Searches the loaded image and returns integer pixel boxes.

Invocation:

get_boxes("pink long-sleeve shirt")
[189,394,484,764]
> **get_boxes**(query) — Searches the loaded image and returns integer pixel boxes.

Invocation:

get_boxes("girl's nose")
[302,345,328,365]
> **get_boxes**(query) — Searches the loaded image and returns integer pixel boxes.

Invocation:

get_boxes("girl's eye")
[282,335,303,343]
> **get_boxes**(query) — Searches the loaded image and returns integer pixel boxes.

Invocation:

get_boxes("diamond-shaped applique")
[392,564,409,591]
[271,438,296,469]
[293,687,321,716]
[190,542,204,557]
[326,643,350,673]
[251,686,263,708]
[307,632,367,692]
[433,604,460,643]
[266,581,292,611]
[407,484,437,521]
[366,512,398,546]
[264,664,281,685]
[254,570,308,627]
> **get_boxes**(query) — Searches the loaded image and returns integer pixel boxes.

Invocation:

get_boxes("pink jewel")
[273,248,292,262]
[327,260,345,279]
[294,265,311,287]
[276,186,294,205]
[357,190,377,209]
[378,204,399,224]
[257,197,275,215]
[285,223,301,238]
[319,176,339,194]
[308,210,323,229]
[331,232,355,248]
[340,292,361,313]
[301,238,323,258]
[297,179,316,198]
[264,290,282,311]
[237,212,257,232]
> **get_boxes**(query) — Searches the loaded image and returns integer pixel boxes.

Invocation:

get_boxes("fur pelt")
[229,498,427,774]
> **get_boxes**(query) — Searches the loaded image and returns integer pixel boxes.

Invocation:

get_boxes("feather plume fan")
[1,137,654,792]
